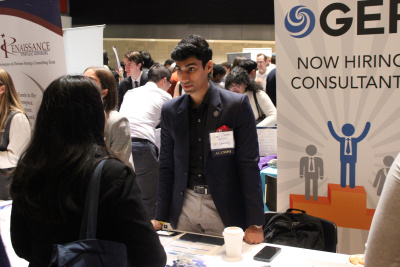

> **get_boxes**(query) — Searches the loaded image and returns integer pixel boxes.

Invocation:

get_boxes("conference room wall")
[104,38,276,70]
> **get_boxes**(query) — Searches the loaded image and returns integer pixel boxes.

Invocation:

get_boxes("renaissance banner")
[0,0,66,124]
[275,0,400,254]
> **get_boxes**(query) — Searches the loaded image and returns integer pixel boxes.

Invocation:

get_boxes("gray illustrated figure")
[328,121,371,188]
[300,145,324,201]
[373,156,395,196]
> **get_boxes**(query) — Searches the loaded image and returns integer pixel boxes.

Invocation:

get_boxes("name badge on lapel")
[209,125,235,157]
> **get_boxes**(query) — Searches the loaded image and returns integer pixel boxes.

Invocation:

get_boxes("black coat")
[11,159,166,267]
[117,70,149,110]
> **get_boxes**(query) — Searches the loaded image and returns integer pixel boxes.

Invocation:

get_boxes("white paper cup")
[223,226,244,257]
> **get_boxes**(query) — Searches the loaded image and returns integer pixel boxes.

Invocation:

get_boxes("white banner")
[275,0,400,254]
[0,1,67,125]
[63,25,105,75]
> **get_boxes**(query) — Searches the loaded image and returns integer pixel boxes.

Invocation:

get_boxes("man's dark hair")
[139,50,154,69]
[164,59,174,66]
[221,62,232,70]
[212,64,226,78]
[124,51,144,70]
[271,55,276,64]
[148,63,172,83]
[239,60,257,75]
[232,56,247,68]
[171,35,212,68]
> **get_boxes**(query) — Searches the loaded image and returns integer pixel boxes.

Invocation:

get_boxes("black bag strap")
[0,111,18,151]
[79,159,108,239]
[252,91,264,119]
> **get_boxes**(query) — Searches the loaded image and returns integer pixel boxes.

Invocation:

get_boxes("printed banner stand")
[275,0,400,254]
[0,0,67,126]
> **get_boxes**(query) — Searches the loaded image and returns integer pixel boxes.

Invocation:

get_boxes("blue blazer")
[155,83,265,230]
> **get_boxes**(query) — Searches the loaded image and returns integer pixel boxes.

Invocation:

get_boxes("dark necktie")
[134,81,139,88]
[310,157,314,171]
[346,138,351,154]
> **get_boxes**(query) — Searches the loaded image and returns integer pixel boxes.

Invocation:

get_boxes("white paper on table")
[164,239,221,256]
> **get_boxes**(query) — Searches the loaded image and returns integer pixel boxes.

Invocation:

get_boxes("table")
[2,199,351,267]
[160,232,351,267]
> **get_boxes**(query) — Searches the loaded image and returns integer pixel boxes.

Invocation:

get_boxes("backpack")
[263,209,325,251]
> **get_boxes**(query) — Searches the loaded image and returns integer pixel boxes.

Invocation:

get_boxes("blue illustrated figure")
[327,121,371,188]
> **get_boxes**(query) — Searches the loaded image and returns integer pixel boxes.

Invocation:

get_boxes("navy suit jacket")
[155,83,264,230]
[117,69,149,109]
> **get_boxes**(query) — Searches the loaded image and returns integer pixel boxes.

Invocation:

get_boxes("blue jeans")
[131,140,159,219]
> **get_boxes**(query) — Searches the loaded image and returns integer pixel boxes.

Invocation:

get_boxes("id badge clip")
[209,125,235,157]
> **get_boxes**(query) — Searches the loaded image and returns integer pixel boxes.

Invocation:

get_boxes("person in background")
[266,67,276,107]
[221,61,232,77]
[103,50,120,85]
[363,152,400,266]
[167,62,179,97]
[153,35,264,244]
[239,59,258,81]
[255,53,270,90]
[271,54,276,65]
[225,67,277,127]
[210,63,226,88]
[139,50,155,70]
[10,75,166,267]
[232,56,247,68]
[117,51,149,109]
[164,59,175,70]
[84,67,134,169]
[119,64,172,219]
[0,68,31,200]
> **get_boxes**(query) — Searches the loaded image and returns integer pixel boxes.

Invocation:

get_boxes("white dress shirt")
[131,71,143,88]
[119,82,172,145]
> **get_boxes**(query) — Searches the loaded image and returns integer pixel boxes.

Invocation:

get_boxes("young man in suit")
[152,35,264,244]
[117,51,149,109]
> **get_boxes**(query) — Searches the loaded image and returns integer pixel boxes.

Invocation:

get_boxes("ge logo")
[285,5,316,38]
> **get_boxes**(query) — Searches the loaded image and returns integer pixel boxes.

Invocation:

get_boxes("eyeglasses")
[228,84,243,91]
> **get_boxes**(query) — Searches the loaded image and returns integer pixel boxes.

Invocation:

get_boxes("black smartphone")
[253,245,281,262]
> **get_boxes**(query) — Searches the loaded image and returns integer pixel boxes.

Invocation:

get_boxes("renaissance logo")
[285,5,315,38]
[1,33,51,58]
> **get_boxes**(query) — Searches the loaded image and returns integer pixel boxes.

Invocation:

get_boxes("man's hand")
[151,220,163,231]
[244,225,264,244]
[255,77,263,85]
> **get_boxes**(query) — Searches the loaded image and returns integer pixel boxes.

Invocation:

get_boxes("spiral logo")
[285,5,315,38]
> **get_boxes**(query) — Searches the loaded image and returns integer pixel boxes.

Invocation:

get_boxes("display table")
[160,232,351,266]
[2,200,351,267]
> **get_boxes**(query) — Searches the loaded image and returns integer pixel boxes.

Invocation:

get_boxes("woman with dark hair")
[84,66,134,169]
[10,76,166,267]
[225,67,277,127]
[0,68,31,199]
